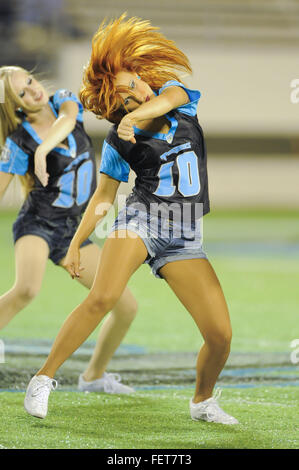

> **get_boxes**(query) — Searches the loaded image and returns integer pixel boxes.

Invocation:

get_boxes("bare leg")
[160,258,232,403]
[37,231,147,378]
[0,236,49,329]
[82,289,137,381]
[60,243,138,381]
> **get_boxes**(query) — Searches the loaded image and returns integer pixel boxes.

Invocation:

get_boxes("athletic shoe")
[24,375,57,419]
[190,389,239,425]
[78,372,135,394]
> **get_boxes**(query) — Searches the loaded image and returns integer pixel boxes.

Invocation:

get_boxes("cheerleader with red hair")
[80,13,192,124]
[24,14,239,425]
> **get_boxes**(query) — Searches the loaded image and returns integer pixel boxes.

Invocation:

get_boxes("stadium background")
[1,0,299,208]
[0,0,298,450]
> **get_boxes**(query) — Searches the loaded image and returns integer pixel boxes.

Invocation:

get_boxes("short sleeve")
[52,89,84,122]
[0,138,29,175]
[100,140,130,183]
[159,80,201,116]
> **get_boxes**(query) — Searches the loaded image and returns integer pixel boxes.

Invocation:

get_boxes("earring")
[16,107,25,117]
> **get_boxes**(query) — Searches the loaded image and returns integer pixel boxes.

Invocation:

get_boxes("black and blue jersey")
[99,81,209,221]
[0,89,96,220]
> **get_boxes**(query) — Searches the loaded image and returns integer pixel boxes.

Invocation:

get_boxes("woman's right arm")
[0,172,14,201]
[63,173,121,278]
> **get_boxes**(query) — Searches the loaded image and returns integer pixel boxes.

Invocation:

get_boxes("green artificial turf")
[0,387,298,449]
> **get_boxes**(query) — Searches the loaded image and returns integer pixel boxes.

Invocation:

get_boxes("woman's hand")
[62,243,84,279]
[34,145,49,187]
[117,115,136,144]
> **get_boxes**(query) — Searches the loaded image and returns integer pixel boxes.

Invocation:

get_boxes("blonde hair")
[80,13,192,123]
[0,66,38,197]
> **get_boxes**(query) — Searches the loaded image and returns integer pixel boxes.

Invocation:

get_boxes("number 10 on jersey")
[53,160,93,208]
[154,150,201,197]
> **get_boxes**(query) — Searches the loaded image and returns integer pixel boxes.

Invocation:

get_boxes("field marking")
[1,382,299,394]
[1,340,293,359]
[220,366,299,377]
[134,382,299,390]
[2,341,146,356]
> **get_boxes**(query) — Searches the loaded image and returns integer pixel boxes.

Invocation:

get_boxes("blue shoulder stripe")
[52,89,84,122]
[159,80,201,116]
[0,137,29,175]
[100,141,130,182]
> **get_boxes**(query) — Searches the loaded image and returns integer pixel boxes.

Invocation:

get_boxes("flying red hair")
[80,13,192,123]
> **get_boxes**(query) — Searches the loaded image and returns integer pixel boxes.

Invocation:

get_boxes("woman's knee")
[113,296,138,323]
[14,283,40,304]
[85,290,120,316]
[205,328,232,353]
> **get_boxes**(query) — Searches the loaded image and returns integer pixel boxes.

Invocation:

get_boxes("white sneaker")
[24,375,57,419]
[78,372,135,394]
[190,389,239,425]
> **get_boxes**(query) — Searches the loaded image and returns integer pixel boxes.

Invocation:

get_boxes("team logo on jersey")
[58,89,73,99]
[0,144,10,163]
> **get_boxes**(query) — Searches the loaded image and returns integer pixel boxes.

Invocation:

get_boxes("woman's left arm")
[117,86,189,144]
[35,100,79,186]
